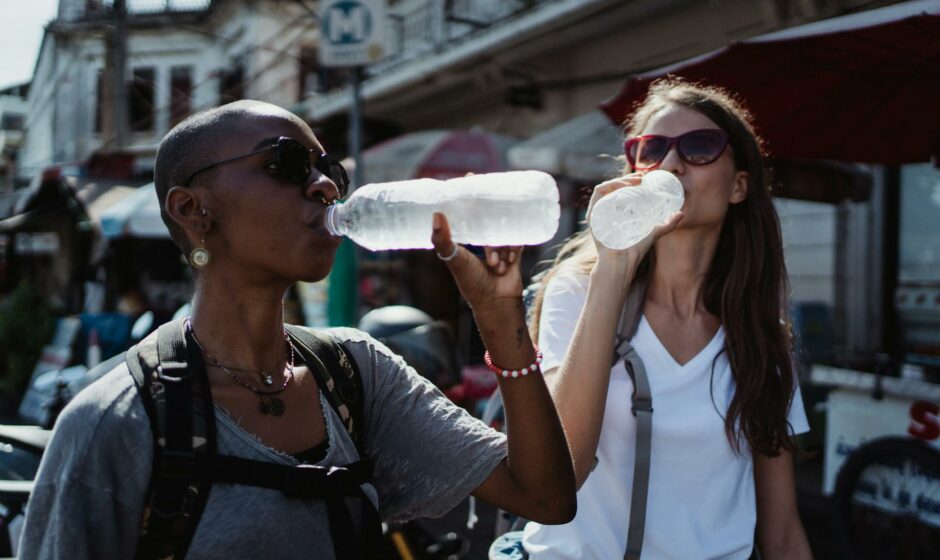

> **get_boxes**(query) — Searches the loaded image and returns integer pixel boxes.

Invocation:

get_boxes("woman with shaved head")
[20,100,575,559]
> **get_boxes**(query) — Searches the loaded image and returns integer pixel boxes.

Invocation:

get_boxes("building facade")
[302,0,906,357]
[18,0,320,181]
[0,84,29,191]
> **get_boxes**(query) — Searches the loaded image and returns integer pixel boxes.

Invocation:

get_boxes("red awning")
[599,1,940,164]
[356,129,518,184]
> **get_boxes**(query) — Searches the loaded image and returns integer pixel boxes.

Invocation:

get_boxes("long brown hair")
[530,77,797,457]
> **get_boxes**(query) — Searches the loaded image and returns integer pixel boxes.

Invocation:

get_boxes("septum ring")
[436,244,459,262]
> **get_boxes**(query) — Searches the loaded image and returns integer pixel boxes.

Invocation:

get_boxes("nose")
[304,175,340,204]
[658,145,686,176]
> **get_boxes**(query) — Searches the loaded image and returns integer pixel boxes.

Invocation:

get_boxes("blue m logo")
[323,1,373,45]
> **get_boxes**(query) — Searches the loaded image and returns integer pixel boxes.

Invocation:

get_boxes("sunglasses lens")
[276,140,312,185]
[315,154,349,199]
[634,136,668,169]
[678,130,726,164]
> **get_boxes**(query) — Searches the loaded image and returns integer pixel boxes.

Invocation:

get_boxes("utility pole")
[348,66,364,189]
[103,0,129,149]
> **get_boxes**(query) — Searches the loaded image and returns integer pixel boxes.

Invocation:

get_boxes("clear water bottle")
[589,169,684,250]
[325,171,560,251]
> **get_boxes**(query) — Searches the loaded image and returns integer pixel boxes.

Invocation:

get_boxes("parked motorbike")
[356,305,473,559]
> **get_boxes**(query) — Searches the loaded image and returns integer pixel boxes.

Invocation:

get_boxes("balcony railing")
[371,0,552,76]
[58,0,211,22]
[120,0,211,12]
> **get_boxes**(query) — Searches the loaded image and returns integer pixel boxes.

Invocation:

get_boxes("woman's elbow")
[525,493,577,525]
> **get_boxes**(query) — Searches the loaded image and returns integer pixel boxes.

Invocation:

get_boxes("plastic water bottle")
[589,170,684,250]
[325,171,560,251]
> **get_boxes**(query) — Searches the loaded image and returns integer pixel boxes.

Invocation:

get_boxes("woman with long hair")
[522,78,812,559]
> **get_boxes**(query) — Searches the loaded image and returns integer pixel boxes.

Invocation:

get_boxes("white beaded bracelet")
[483,345,543,378]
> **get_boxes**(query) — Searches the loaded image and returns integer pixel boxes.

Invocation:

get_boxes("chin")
[297,258,336,283]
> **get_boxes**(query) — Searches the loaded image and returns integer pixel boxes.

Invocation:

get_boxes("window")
[900,164,940,282]
[1,113,24,131]
[128,67,156,132]
[169,66,193,127]
[897,164,940,364]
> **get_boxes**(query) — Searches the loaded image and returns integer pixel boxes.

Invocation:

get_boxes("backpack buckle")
[156,361,191,383]
[149,450,198,518]
[160,449,196,480]
[631,396,653,416]
[283,464,328,499]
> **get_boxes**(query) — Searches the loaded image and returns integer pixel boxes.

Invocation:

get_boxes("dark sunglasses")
[624,129,729,171]
[184,136,350,199]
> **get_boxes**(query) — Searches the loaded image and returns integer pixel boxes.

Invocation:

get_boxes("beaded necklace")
[186,319,295,416]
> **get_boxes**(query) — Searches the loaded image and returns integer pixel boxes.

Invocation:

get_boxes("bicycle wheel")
[833,436,940,560]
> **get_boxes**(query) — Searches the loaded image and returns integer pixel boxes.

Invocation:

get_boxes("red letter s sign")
[909,400,940,441]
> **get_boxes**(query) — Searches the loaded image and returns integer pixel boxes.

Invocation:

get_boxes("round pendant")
[268,398,285,416]
[259,400,270,415]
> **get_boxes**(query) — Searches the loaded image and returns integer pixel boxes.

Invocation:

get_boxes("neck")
[647,224,722,319]
[188,270,291,374]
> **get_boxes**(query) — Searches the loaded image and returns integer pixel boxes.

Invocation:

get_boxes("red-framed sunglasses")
[624,129,729,171]
[184,136,350,199]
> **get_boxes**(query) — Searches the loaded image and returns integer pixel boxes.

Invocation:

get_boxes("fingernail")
[432,213,441,230]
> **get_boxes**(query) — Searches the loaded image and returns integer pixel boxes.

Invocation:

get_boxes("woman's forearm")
[473,298,576,522]
[548,263,633,487]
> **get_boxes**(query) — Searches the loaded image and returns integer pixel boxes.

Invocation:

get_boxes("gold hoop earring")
[189,234,211,269]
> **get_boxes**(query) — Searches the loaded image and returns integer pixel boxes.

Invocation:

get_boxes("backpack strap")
[281,325,382,558]
[127,321,378,559]
[284,325,366,457]
[125,319,216,560]
[612,280,652,560]
[209,454,382,559]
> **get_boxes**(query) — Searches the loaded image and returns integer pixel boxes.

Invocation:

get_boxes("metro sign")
[319,0,388,67]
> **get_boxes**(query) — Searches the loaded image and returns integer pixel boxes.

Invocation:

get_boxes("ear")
[730,170,749,204]
[165,186,211,242]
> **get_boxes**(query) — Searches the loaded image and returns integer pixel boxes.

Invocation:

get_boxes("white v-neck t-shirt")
[523,275,809,560]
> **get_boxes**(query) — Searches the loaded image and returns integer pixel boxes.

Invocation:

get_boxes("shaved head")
[154,100,311,252]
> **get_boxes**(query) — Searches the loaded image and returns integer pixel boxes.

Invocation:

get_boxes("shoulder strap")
[126,320,216,560]
[612,280,653,560]
[285,325,366,458]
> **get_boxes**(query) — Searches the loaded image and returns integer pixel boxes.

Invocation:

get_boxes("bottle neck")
[325,204,341,237]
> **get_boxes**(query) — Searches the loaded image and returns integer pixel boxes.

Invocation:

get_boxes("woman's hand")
[430,212,523,310]
[585,173,684,273]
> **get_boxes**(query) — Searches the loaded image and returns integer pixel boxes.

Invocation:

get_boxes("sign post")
[319,0,388,69]
[319,0,387,327]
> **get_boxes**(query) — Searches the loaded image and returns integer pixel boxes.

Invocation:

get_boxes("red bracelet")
[483,345,543,378]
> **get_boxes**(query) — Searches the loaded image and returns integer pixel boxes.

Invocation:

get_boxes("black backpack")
[107,319,381,559]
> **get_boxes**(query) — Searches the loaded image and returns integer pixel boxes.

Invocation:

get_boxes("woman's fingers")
[432,213,466,269]
[651,211,685,239]
[587,174,643,219]
[482,246,522,275]
[593,174,642,197]
[434,213,523,280]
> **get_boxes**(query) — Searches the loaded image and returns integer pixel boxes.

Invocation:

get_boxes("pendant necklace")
[186,319,295,416]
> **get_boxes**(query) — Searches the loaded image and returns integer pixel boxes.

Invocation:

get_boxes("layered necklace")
[186,319,296,416]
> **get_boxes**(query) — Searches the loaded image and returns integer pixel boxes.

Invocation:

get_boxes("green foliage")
[0,282,56,398]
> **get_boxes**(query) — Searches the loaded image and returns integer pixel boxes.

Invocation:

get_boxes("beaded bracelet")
[483,345,543,378]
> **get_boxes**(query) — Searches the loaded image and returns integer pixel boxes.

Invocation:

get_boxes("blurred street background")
[0,1,939,558]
